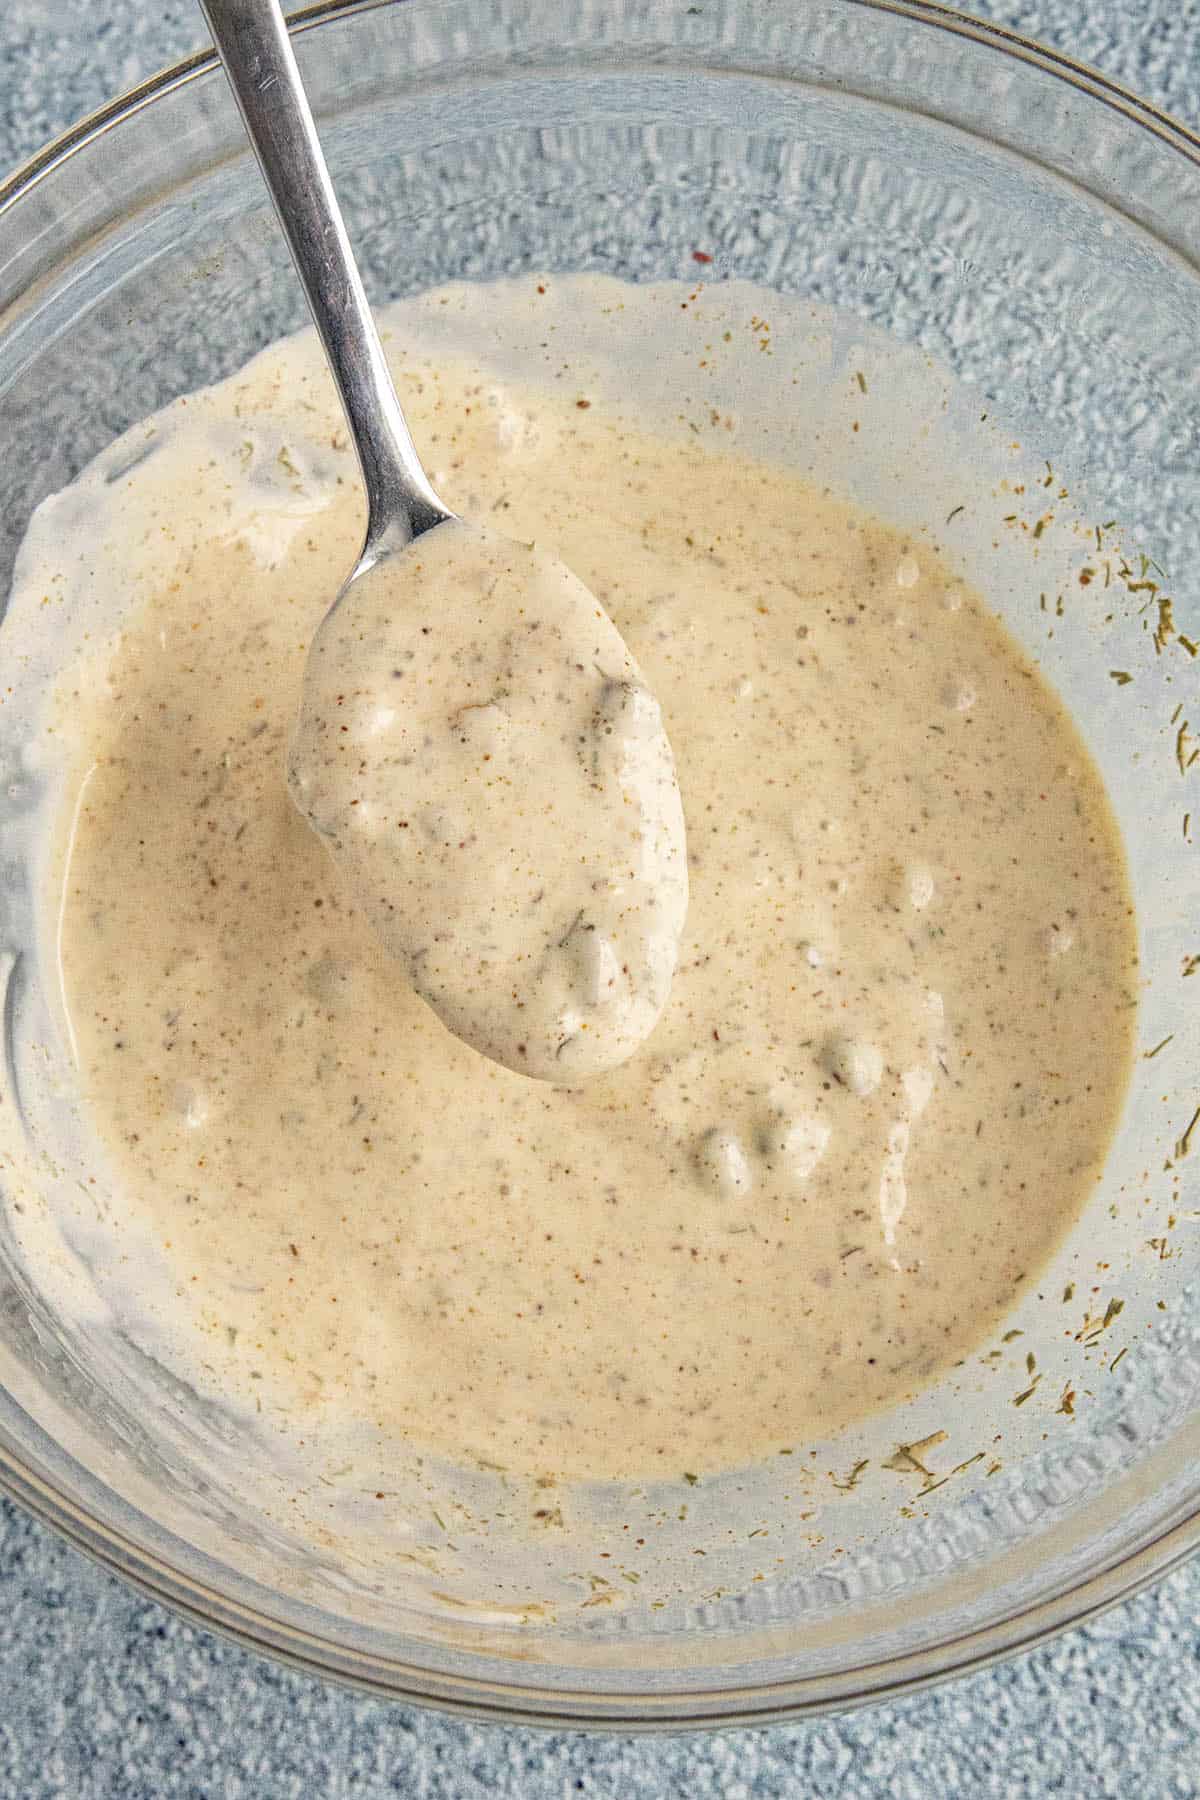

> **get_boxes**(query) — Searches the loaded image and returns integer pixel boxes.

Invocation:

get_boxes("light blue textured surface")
[2,3,1199,1795]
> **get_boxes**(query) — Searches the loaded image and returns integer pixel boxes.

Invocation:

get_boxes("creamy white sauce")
[28,278,1137,1484]
[289,519,687,1079]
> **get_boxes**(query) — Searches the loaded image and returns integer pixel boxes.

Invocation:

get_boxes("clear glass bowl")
[2,0,1200,1729]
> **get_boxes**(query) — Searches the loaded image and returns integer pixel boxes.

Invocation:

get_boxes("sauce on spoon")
[289,518,688,1078]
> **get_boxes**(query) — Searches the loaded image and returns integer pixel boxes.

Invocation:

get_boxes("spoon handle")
[199,0,449,554]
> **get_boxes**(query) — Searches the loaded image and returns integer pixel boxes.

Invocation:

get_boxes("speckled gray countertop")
[2,3,1200,1795]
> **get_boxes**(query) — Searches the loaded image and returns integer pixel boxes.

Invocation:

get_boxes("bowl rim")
[5,0,1200,221]
[1,0,1198,1728]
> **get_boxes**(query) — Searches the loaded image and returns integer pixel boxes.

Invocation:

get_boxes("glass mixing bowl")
[2,0,1200,1730]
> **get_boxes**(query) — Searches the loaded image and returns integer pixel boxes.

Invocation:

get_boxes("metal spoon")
[200,0,689,1080]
